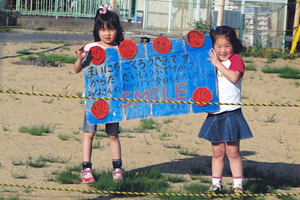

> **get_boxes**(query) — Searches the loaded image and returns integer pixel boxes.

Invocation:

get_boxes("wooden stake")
[217,0,225,26]
[293,0,300,39]
[110,0,115,11]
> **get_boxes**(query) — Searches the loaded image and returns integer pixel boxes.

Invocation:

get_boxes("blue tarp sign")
[84,31,219,125]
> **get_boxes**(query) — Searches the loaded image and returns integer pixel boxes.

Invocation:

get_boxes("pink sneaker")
[81,168,95,183]
[113,168,124,182]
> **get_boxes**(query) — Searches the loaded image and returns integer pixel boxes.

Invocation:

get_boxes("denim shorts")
[82,112,120,135]
[198,109,253,143]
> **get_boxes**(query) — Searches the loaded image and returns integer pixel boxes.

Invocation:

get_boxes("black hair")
[93,9,124,45]
[210,26,243,54]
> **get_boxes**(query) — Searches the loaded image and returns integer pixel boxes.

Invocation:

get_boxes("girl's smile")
[213,35,233,61]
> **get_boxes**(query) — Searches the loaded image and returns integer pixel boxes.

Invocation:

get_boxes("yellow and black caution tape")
[1,90,300,107]
[0,183,299,198]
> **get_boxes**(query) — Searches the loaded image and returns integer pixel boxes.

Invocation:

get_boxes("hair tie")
[99,4,111,14]
[213,25,218,30]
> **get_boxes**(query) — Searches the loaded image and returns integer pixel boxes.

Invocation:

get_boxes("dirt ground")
[0,32,299,200]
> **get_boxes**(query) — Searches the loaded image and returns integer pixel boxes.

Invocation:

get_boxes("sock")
[233,176,244,189]
[212,176,222,188]
[112,159,122,170]
[82,161,92,171]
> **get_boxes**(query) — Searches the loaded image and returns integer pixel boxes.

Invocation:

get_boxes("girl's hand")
[75,44,87,61]
[207,49,221,67]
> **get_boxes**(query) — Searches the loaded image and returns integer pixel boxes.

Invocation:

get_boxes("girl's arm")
[207,50,242,83]
[74,44,87,73]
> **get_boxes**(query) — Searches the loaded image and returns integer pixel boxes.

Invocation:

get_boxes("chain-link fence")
[143,0,288,48]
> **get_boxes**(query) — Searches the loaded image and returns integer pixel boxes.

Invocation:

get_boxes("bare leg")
[108,134,121,160]
[82,132,95,162]
[226,141,243,177]
[211,142,226,177]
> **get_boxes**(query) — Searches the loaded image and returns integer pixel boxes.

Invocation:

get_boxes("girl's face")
[213,35,233,61]
[98,23,117,47]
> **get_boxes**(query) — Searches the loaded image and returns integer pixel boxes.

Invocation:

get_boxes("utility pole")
[217,0,225,26]
[293,0,300,39]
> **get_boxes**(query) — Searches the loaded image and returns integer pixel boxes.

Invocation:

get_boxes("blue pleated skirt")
[198,109,253,143]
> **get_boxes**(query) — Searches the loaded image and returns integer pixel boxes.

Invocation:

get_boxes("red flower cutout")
[192,87,213,107]
[91,99,109,119]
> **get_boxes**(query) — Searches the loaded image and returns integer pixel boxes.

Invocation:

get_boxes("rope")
[1,183,299,198]
[1,90,299,107]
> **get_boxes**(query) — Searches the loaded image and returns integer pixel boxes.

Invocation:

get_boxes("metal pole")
[168,0,172,33]
[143,0,147,29]
[16,0,20,12]
[195,0,200,21]
[217,0,224,26]
[239,0,245,41]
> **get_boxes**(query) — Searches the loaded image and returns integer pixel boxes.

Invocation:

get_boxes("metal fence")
[143,0,288,49]
[15,0,111,18]
[14,0,142,21]
[10,0,289,48]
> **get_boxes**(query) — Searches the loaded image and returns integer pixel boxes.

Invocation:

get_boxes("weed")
[244,60,253,63]
[178,148,199,156]
[58,133,70,141]
[55,171,81,184]
[241,95,249,99]
[193,18,211,34]
[95,133,107,138]
[183,182,209,195]
[241,40,263,57]
[140,118,157,130]
[16,50,32,55]
[0,27,12,33]
[158,131,171,141]
[33,27,46,31]
[26,157,46,168]
[163,118,173,124]
[262,66,300,79]
[93,168,168,193]
[245,64,257,71]
[38,155,70,164]
[35,40,66,44]
[166,175,186,183]
[75,91,83,97]
[12,160,25,166]
[18,124,54,136]
[120,133,136,138]
[265,114,278,123]
[144,137,151,145]
[37,53,77,63]
[92,140,100,149]
[163,143,181,149]
[3,126,9,131]
[295,81,300,86]
[66,164,82,172]
[42,98,54,104]
[11,172,27,179]
[20,55,36,61]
